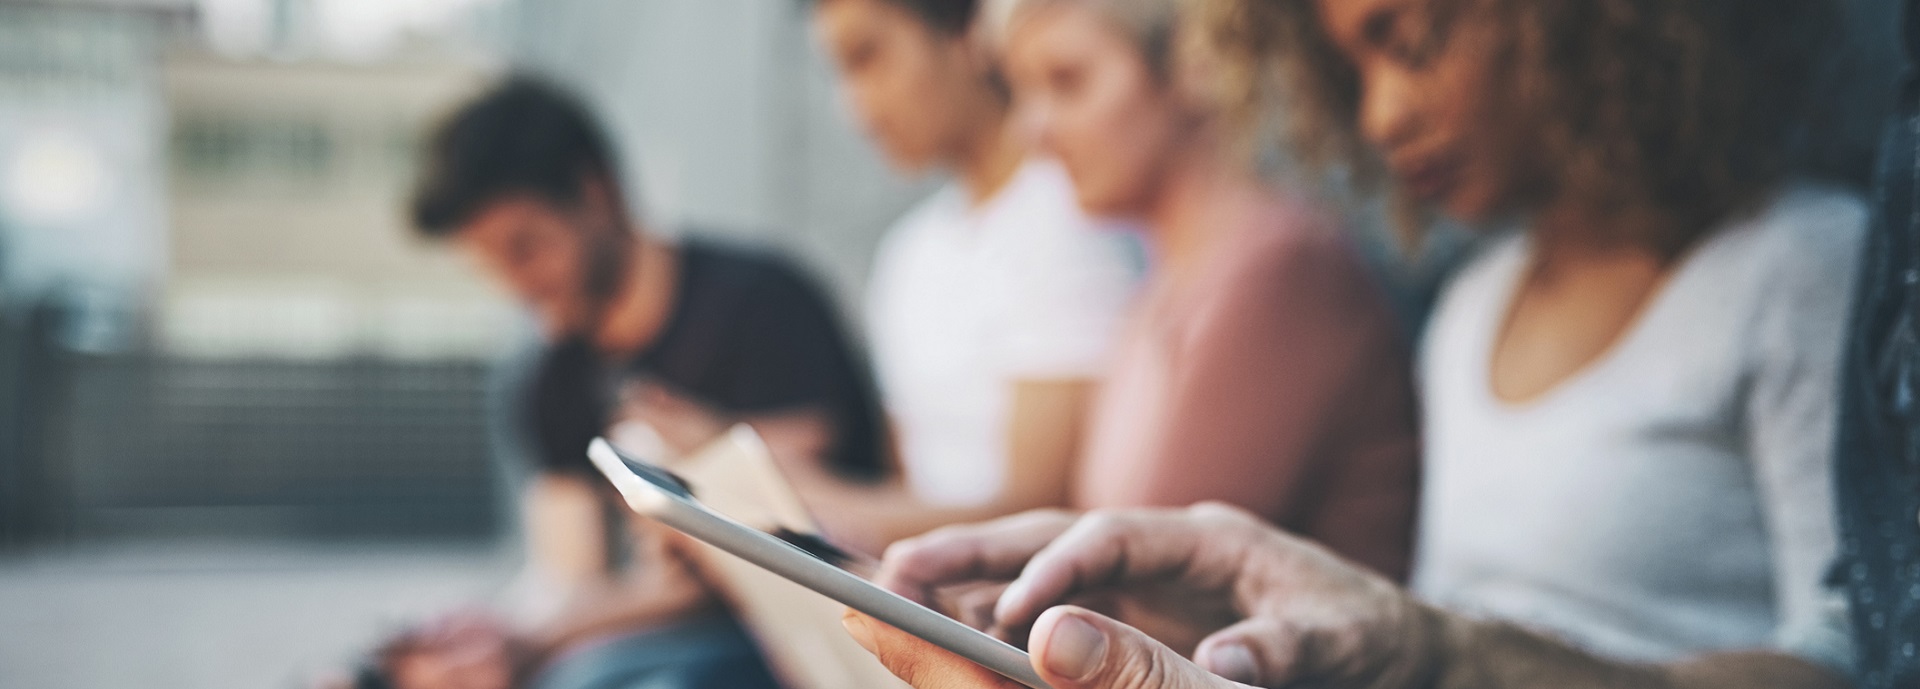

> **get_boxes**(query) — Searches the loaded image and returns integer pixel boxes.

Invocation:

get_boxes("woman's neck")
[1145,147,1272,277]
[1528,197,1683,275]
[593,234,679,358]
[953,112,1027,208]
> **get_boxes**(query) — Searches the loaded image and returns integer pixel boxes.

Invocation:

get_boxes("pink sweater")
[1073,200,1421,580]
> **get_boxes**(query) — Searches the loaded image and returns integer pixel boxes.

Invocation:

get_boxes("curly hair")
[1196,0,1842,255]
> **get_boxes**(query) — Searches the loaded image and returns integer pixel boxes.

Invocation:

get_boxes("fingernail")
[842,612,876,653]
[1042,612,1108,681]
[1201,642,1259,685]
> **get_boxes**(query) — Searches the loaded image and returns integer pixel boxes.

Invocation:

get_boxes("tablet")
[586,437,1052,689]
[608,423,902,689]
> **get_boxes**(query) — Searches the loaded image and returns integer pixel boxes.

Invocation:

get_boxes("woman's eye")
[1361,8,1437,68]
[841,40,878,73]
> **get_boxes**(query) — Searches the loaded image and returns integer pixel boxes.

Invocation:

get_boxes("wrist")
[1412,609,1677,689]
[1385,599,1462,689]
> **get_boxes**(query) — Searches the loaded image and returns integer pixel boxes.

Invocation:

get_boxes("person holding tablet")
[987,0,1420,579]
[794,0,1141,551]
[372,77,891,689]
[839,0,1864,685]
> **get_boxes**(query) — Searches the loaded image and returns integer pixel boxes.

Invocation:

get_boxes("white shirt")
[866,159,1141,507]
[1415,185,1864,666]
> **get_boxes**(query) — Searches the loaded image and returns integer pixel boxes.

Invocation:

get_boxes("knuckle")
[1079,509,1125,532]
[1018,507,1075,525]
[1107,642,1178,689]
[1187,501,1259,529]
[1065,511,1131,550]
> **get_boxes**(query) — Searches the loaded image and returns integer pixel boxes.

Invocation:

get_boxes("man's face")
[813,0,985,172]
[453,195,623,339]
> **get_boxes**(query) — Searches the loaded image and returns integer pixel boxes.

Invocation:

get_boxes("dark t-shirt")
[523,236,888,482]
[1834,4,1920,686]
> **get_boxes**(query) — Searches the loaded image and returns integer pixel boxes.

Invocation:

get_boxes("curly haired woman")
[836,0,1870,687]
[1192,0,1863,666]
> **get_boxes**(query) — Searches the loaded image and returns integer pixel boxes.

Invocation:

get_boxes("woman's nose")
[1358,70,1420,152]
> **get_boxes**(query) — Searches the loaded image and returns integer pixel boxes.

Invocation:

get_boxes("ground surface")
[0,540,513,689]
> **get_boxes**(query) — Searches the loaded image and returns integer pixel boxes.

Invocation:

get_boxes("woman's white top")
[866,159,1141,507]
[1414,185,1866,667]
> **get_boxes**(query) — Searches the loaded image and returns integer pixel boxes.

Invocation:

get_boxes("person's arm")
[851,504,1853,689]
[777,208,1130,552]
[1738,200,1865,672]
[777,380,1090,554]
[621,332,1091,554]
[844,608,1849,689]
[510,473,718,657]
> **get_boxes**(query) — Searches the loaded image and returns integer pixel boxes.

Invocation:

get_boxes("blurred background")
[0,0,928,686]
[0,0,1906,687]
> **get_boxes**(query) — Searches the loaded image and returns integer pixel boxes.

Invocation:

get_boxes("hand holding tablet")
[585,437,1053,689]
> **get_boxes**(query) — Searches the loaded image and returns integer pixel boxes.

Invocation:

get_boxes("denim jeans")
[527,614,780,689]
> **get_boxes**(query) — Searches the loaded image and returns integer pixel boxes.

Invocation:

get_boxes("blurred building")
[162,50,505,361]
[0,0,193,544]
[0,0,516,545]
[0,0,939,547]
[0,0,188,345]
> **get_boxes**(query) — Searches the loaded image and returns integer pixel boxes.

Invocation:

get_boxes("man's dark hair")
[411,76,621,237]
[812,0,979,36]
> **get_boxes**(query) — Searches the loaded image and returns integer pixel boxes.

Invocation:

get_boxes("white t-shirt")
[1414,185,1863,667]
[866,159,1142,507]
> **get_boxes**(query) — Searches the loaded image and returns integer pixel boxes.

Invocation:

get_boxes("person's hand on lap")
[380,611,520,689]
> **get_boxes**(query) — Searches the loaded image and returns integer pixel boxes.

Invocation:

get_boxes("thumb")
[1029,607,1250,689]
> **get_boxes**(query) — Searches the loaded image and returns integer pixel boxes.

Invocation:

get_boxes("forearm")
[791,472,1065,554]
[1424,607,1851,689]
[787,382,1081,552]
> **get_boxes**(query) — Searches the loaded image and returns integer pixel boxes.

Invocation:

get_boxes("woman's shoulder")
[1197,200,1400,322]
[1706,183,1869,353]
[1221,196,1368,269]
[1721,183,1868,278]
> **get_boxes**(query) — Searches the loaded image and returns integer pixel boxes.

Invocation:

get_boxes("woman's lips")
[1396,156,1461,203]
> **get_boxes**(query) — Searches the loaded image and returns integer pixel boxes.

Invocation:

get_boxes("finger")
[876,509,1079,605]
[943,582,1011,632]
[1028,606,1249,689]
[842,609,1025,689]
[1193,596,1441,689]
[1193,618,1303,687]
[996,505,1263,628]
